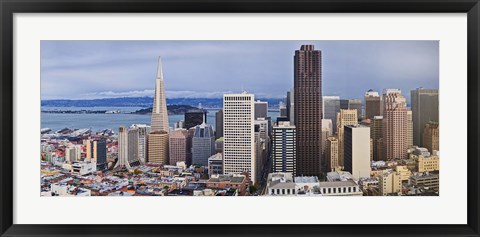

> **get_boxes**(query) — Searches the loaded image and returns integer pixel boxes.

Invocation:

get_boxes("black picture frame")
[1,0,479,236]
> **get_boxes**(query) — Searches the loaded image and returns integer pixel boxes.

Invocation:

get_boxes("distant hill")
[132,105,200,115]
[41,97,285,108]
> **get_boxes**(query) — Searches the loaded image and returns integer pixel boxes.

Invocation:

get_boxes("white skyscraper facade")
[131,124,151,164]
[344,125,372,179]
[116,126,129,168]
[223,93,256,184]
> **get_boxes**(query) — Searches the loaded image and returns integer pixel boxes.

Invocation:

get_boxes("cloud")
[81,90,155,99]
[41,40,439,102]
[71,89,286,100]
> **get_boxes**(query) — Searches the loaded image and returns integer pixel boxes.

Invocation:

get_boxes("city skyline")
[41,41,439,102]
[40,43,440,197]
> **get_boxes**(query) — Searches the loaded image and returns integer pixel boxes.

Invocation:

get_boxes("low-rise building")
[379,170,402,196]
[318,180,363,196]
[410,172,439,192]
[207,153,223,176]
[266,172,296,196]
[409,147,439,172]
[395,165,412,182]
[416,155,440,173]
[71,162,96,176]
[46,183,91,196]
[359,177,379,189]
[326,171,356,182]
[206,174,247,195]
[294,176,321,195]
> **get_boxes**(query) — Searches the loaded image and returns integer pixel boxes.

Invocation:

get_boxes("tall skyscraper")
[116,126,128,168]
[371,116,384,161]
[151,57,169,133]
[411,88,439,147]
[323,96,340,134]
[286,88,295,125]
[279,102,287,117]
[365,90,382,120]
[255,118,270,141]
[254,122,268,185]
[336,109,358,166]
[383,89,408,160]
[294,45,322,177]
[131,124,150,164]
[85,139,106,164]
[255,118,270,177]
[254,100,268,119]
[344,125,371,179]
[348,99,362,120]
[169,129,189,165]
[215,109,224,140]
[192,123,215,166]
[184,110,207,129]
[116,126,141,169]
[186,127,195,166]
[340,99,349,110]
[86,139,107,170]
[325,136,339,172]
[272,121,296,176]
[223,93,256,183]
[423,121,439,153]
[321,119,333,172]
[147,131,169,165]
[407,110,413,148]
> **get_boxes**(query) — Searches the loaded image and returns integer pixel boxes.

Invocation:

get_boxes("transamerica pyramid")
[151,57,169,133]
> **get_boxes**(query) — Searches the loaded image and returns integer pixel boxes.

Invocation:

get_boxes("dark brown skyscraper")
[294,45,322,177]
[215,109,223,139]
[365,89,382,120]
[184,110,206,129]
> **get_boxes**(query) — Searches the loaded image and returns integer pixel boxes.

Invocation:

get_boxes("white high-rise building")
[116,126,141,169]
[223,92,256,184]
[116,126,129,168]
[131,124,151,164]
[65,145,81,164]
[151,57,169,133]
[344,125,371,179]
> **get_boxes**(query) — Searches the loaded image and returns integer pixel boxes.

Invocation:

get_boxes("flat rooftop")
[319,180,358,188]
[294,176,319,183]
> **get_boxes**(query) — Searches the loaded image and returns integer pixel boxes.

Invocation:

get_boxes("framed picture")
[1,0,479,236]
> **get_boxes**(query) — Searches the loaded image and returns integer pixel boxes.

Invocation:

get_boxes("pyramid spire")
[151,56,169,133]
[157,57,164,80]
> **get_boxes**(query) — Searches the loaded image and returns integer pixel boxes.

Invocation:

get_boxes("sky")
[41,40,439,103]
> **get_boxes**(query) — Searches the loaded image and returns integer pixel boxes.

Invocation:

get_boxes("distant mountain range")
[41,97,285,108]
[132,105,200,115]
